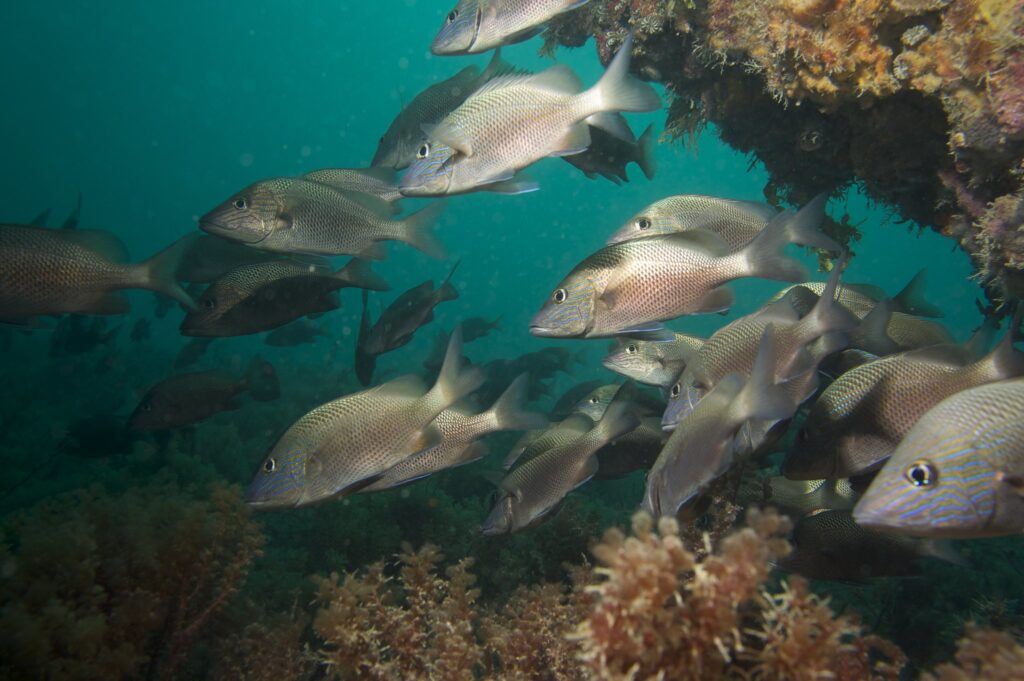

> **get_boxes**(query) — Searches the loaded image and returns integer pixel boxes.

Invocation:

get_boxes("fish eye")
[905,460,937,487]
[670,383,681,397]
[264,458,277,472]
[446,9,458,23]
[553,288,567,304]
[203,298,216,310]
[417,143,431,159]
[233,197,247,210]
[636,217,652,230]
[589,396,599,404]
[626,344,638,354]
[141,401,152,412]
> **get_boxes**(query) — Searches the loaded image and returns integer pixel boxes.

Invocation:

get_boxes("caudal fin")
[398,202,447,259]
[430,325,485,407]
[781,194,840,252]
[855,299,900,356]
[589,33,661,114]
[483,374,549,433]
[335,258,391,292]
[793,258,859,353]
[436,260,461,302]
[731,325,796,426]
[636,124,657,181]
[734,212,808,283]
[893,269,944,318]
[134,234,199,310]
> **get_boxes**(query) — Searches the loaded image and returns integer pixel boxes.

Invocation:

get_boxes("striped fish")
[853,378,1024,538]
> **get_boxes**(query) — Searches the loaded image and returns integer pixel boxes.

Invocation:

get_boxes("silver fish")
[302,167,403,207]
[853,378,1024,538]
[503,413,593,471]
[483,388,638,534]
[0,225,195,323]
[643,326,796,518]
[740,476,862,519]
[785,331,1024,480]
[200,176,444,259]
[432,0,590,55]
[361,374,546,492]
[570,383,664,421]
[602,332,705,389]
[402,34,659,196]
[608,195,776,247]
[245,327,483,509]
[372,50,515,169]
[530,210,813,340]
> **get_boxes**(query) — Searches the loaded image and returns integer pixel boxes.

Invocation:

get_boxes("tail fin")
[334,258,391,291]
[134,234,199,310]
[920,539,971,568]
[588,33,661,114]
[430,325,485,407]
[585,112,635,142]
[436,260,460,302]
[245,356,280,401]
[490,315,503,332]
[397,202,446,259]
[730,325,796,426]
[894,269,944,318]
[856,298,900,356]
[964,318,998,359]
[733,212,807,283]
[483,374,549,433]
[636,124,657,181]
[781,194,840,252]
[976,323,1024,380]
[793,259,859,351]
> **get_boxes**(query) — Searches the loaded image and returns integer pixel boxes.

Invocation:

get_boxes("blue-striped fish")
[853,378,1024,538]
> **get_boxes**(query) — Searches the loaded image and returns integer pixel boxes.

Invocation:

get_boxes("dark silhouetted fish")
[355,289,378,386]
[175,234,298,284]
[563,123,656,185]
[129,357,279,432]
[0,225,196,324]
[130,318,151,343]
[174,337,215,369]
[264,319,327,347]
[463,315,502,342]
[49,315,119,356]
[180,258,388,337]
[362,262,459,356]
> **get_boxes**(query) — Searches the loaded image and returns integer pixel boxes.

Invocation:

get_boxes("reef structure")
[544,0,1024,307]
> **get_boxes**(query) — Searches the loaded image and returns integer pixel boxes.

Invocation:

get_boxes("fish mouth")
[528,325,560,338]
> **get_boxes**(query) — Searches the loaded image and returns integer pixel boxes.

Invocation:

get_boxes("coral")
[921,625,1024,680]
[0,481,263,681]
[210,605,315,681]
[575,509,904,680]
[544,0,1024,308]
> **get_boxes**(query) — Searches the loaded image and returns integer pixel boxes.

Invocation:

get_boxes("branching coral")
[920,625,1024,680]
[575,509,904,681]
[0,481,264,681]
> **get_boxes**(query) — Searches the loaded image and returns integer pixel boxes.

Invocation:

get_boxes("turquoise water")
[1,2,1015,679]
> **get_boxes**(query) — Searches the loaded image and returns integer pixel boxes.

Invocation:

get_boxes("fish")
[853,378,1024,538]
[60,193,82,230]
[463,315,503,342]
[769,268,944,319]
[0,225,196,323]
[593,416,666,479]
[175,234,296,284]
[483,387,639,534]
[372,50,515,170]
[361,262,459,356]
[661,262,858,430]
[128,357,280,432]
[49,315,119,357]
[530,208,817,339]
[264,319,327,347]
[503,413,594,471]
[643,326,797,518]
[785,330,1024,480]
[740,476,863,519]
[432,0,590,55]
[360,374,547,492]
[174,337,215,370]
[129,318,151,344]
[563,123,657,185]
[778,509,966,581]
[302,167,403,207]
[570,382,664,421]
[355,289,377,386]
[402,34,660,196]
[602,332,705,389]
[245,327,484,509]
[549,379,606,419]
[199,176,445,259]
[606,194,839,255]
[59,414,138,458]
[180,258,388,337]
